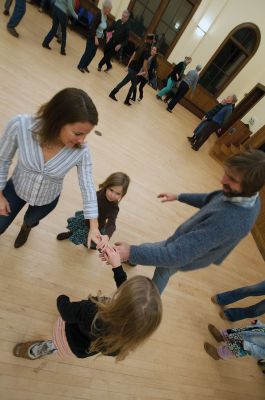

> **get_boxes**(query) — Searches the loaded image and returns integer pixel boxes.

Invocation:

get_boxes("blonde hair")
[98,172,130,199]
[89,276,162,361]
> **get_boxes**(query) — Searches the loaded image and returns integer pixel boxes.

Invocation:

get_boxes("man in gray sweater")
[114,150,265,293]
[166,64,202,113]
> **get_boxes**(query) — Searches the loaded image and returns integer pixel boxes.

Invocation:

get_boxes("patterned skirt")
[52,316,74,357]
[223,326,265,358]
[66,210,89,245]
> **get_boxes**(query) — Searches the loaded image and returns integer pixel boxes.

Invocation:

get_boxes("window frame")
[199,23,261,96]
[128,0,201,58]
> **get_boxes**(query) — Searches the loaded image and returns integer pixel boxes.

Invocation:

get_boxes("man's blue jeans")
[7,0,26,28]
[216,280,265,321]
[0,179,59,234]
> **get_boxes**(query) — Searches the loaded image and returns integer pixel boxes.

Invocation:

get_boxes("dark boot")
[204,342,221,360]
[187,136,195,143]
[109,89,118,101]
[208,324,223,343]
[14,224,32,248]
[56,231,72,241]
[124,92,132,106]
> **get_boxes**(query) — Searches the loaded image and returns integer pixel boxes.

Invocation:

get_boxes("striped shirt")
[0,115,98,219]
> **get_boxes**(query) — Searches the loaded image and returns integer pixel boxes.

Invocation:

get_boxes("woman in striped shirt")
[0,87,104,249]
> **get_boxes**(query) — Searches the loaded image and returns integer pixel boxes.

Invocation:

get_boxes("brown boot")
[14,224,31,248]
[219,310,229,320]
[204,342,221,360]
[210,295,218,304]
[208,324,223,342]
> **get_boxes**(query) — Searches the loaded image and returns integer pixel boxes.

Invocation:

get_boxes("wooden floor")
[0,5,265,400]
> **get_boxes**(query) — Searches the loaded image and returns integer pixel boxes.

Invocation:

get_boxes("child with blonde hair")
[13,247,162,361]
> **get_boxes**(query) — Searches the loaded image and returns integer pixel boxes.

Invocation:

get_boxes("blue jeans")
[135,241,178,294]
[0,179,59,234]
[7,0,26,28]
[216,281,265,321]
[157,77,174,98]
[42,5,67,52]
[78,37,98,68]
[193,120,208,137]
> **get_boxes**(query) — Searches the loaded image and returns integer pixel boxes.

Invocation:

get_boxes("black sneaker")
[109,92,118,101]
[7,26,19,38]
[3,10,9,16]
[56,231,72,241]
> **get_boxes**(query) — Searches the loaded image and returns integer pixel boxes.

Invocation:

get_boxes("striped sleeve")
[77,148,98,219]
[0,116,19,191]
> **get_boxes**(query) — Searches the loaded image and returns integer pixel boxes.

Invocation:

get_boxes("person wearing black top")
[13,247,162,361]
[97,9,130,72]
[131,45,157,102]
[56,172,130,247]
[156,56,192,100]
[77,1,112,73]
[109,34,154,105]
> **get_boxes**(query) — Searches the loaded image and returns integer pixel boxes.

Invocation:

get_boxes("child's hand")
[101,246,121,268]
[96,235,109,251]
[87,228,101,248]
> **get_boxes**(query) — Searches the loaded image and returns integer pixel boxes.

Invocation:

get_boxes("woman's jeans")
[78,37,98,68]
[0,179,59,234]
[114,68,138,102]
[42,6,67,52]
[7,0,26,28]
[157,77,174,98]
[216,281,265,321]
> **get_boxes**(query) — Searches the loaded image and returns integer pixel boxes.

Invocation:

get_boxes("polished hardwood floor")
[0,5,264,400]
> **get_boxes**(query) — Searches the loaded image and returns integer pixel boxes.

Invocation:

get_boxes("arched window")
[199,23,261,96]
[128,0,201,57]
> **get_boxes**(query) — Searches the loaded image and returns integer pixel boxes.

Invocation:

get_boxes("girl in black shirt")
[13,247,162,361]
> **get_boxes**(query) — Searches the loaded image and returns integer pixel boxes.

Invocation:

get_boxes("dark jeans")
[114,68,138,102]
[4,0,13,11]
[0,179,59,234]
[167,81,189,111]
[216,280,265,321]
[7,0,26,28]
[42,5,67,52]
[98,39,116,69]
[192,120,219,149]
[131,76,148,100]
[78,37,98,68]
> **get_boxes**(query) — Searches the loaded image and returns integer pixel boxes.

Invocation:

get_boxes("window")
[199,24,260,96]
[128,0,200,57]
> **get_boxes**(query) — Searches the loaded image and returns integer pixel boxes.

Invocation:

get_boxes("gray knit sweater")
[129,191,260,271]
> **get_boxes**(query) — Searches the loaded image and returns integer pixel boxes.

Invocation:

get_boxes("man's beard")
[222,185,243,197]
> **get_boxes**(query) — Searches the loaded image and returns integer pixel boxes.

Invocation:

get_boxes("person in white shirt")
[0,88,104,249]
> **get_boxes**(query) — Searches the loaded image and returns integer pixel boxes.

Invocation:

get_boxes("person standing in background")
[156,56,192,100]
[77,0,112,73]
[97,9,130,72]
[42,0,78,55]
[166,64,202,113]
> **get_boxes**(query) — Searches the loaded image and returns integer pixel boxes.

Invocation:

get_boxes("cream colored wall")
[100,0,265,133]
[168,0,265,134]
